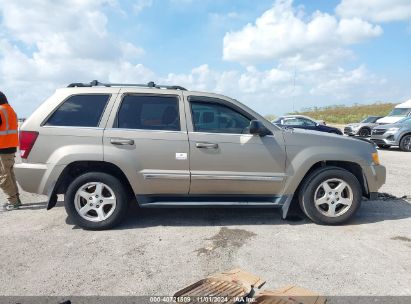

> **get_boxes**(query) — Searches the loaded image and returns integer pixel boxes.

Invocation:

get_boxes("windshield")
[388,108,411,116]
[361,116,378,123]
[398,117,411,124]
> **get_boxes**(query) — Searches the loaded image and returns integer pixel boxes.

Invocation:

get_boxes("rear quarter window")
[45,94,110,127]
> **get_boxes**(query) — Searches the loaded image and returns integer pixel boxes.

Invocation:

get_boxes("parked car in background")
[376,99,411,125]
[273,115,343,135]
[371,116,411,151]
[344,116,383,137]
[15,81,385,229]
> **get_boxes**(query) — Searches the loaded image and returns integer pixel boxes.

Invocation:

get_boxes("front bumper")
[362,164,386,194]
[370,133,400,146]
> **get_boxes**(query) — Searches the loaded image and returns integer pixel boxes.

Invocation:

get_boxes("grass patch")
[286,102,397,124]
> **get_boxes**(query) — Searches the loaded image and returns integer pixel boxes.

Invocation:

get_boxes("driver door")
[185,94,286,195]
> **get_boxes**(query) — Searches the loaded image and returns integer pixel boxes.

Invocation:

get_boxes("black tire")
[377,144,390,149]
[358,128,371,137]
[64,172,129,230]
[399,134,411,152]
[298,167,362,225]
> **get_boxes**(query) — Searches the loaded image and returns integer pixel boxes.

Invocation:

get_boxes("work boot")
[16,197,22,207]
[3,203,20,211]
[3,197,22,211]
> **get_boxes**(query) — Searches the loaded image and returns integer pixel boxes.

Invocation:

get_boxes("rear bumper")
[14,162,65,195]
[344,127,358,136]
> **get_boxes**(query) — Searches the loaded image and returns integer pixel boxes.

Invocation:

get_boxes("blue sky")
[1,0,411,117]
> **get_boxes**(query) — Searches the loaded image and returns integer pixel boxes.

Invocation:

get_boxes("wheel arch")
[282,160,368,219]
[300,161,367,195]
[359,126,371,134]
[47,161,135,210]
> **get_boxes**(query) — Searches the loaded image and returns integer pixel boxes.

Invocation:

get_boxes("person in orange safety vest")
[0,91,22,211]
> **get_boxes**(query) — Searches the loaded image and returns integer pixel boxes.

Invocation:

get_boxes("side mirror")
[249,120,271,136]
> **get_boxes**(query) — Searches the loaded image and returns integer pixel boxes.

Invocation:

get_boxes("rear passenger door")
[103,89,190,195]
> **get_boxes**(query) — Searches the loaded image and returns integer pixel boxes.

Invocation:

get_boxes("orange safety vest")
[0,104,19,149]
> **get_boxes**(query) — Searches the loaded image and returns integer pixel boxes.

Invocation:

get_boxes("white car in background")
[377,99,411,124]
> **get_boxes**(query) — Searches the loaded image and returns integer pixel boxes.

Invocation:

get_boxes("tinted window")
[282,118,302,126]
[46,94,109,127]
[116,95,180,131]
[300,118,316,126]
[191,101,250,134]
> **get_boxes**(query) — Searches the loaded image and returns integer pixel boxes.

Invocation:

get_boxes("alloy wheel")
[402,136,411,151]
[74,182,117,222]
[314,178,353,217]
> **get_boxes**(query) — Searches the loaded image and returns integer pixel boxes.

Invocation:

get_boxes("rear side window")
[45,94,109,127]
[116,95,180,131]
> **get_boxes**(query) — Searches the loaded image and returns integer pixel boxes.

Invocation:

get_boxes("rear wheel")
[299,167,362,225]
[399,134,411,152]
[358,128,371,137]
[64,172,129,230]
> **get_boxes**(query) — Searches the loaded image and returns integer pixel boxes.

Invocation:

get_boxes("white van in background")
[377,99,411,124]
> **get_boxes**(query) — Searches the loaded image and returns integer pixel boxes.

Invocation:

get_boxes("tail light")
[19,131,39,159]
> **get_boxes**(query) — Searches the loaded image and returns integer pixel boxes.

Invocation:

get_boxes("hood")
[347,123,360,127]
[376,116,405,124]
[374,122,406,130]
[282,128,375,164]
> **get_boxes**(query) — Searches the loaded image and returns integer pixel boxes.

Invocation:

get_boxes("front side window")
[190,101,251,134]
[300,118,317,126]
[45,94,110,127]
[116,95,180,131]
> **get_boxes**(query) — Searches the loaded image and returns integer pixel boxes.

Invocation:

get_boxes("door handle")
[196,142,219,149]
[110,138,135,145]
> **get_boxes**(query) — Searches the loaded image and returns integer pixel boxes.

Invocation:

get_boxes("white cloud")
[0,0,408,117]
[133,0,153,14]
[223,0,381,64]
[0,0,147,116]
[336,0,411,22]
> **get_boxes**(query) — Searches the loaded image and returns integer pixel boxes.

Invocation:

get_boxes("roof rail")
[67,80,187,91]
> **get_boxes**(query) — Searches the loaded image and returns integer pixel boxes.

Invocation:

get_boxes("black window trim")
[188,96,255,134]
[113,92,182,131]
[41,93,112,128]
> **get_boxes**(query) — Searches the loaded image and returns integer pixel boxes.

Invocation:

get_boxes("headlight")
[387,127,399,133]
[372,152,380,165]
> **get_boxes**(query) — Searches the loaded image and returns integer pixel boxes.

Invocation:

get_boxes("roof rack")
[67,80,187,91]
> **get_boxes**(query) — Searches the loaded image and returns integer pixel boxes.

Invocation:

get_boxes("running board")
[140,201,281,208]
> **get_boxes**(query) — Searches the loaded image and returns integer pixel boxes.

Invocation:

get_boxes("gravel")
[0,149,410,296]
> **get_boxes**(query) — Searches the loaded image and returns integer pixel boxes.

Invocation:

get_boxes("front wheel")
[299,167,362,225]
[64,172,129,230]
[358,128,371,137]
[399,134,411,152]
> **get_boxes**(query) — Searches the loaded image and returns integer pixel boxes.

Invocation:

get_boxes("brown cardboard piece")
[174,268,266,301]
[255,285,327,304]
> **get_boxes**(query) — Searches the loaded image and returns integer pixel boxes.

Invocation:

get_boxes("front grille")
[344,127,352,133]
[372,129,386,135]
